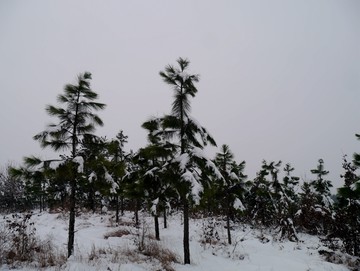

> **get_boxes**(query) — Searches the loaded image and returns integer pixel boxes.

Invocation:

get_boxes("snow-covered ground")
[0,211,351,271]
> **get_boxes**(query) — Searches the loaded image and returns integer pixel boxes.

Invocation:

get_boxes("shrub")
[0,213,66,268]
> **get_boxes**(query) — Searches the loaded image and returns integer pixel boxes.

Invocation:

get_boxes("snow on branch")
[192,147,224,181]
[175,153,190,171]
[233,198,245,211]
[182,170,202,205]
[145,167,159,177]
[104,169,119,194]
[73,156,84,173]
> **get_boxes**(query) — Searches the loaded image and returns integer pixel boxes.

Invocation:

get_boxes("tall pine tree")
[33,72,105,257]
[159,58,220,264]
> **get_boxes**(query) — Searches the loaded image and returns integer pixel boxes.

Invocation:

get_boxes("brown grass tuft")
[104,229,131,239]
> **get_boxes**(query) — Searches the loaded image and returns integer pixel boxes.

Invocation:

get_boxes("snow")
[233,198,245,211]
[230,172,239,180]
[151,198,159,214]
[175,153,190,171]
[88,172,96,182]
[73,156,84,173]
[0,211,351,271]
[182,170,203,205]
[192,147,224,181]
[104,169,118,194]
[144,167,159,177]
[177,71,190,81]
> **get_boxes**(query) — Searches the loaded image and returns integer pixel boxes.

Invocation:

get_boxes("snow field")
[0,211,350,271]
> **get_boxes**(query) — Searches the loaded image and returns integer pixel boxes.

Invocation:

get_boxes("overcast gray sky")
[1,0,359,189]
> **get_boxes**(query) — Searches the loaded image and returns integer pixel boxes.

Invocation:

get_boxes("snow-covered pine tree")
[159,58,222,264]
[214,144,246,245]
[296,181,320,234]
[331,155,360,256]
[245,167,272,226]
[0,164,25,212]
[137,117,177,240]
[33,72,105,257]
[279,163,300,241]
[296,159,333,235]
[122,150,144,226]
[106,131,128,222]
[309,159,334,234]
[77,135,106,211]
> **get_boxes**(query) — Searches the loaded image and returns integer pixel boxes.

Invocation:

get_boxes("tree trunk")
[226,209,232,245]
[67,181,76,258]
[68,88,80,258]
[154,214,160,240]
[120,196,124,216]
[39,194,43,213]
[89,188,95,213]
[115,196,119,223]
[135,200,139,227]
[183,198,190,264]
[163,209,167,229]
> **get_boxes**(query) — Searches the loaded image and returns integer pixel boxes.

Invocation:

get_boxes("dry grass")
[104,229,131,239]
[34,238,67,268]
[319,249,360,271]
[141,240,180,271]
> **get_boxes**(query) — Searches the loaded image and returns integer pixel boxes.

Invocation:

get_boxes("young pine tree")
[106,131,128,222]
[332,155,360,256]
[214,144,246,245]
[297,159,333,235]
[159,58,220,264]
[33,72,105,257]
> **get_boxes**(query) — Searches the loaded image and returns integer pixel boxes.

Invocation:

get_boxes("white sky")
[1,0,359,189]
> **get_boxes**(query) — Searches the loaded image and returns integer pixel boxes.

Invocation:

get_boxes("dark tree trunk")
[226,208,232,245]
[67,181,76,258]
[115,196,119,223]
[89,188,95,213]
[183,198,190,264]
[68,88,80,258]
[120,196,124,216]
[39,194,43,213]
[154,214,160,240]
[135,200,140,227]
[163,209,167,229]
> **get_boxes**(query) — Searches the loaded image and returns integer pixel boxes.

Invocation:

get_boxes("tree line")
[0,58,359,264]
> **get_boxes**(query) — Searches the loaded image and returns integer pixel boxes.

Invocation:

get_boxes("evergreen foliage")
[330,155,360,256]
[296,159,333,235]
[158,57,220,264]
[32,72,106,257]
[0,165,25,212]
[214,144,246,244]
[4,61,360,265]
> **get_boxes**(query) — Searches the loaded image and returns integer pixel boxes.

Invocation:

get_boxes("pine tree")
[122,150,144,227]
[332,155,360,256]
[77,135,104,211]
[10,156,63,212]
[0,164,25,212]
[214,144,246,244]
[310,159,333,204]
[296,181,320,234]
[283,163,300,204]
[246,161,282,227]
[297,159,333,235]
[33,72,105,257]
[246,168,271,226]
[309,159,333,234]
[106,131,128,222]
[140,118,176,239]
[280,163,300,240]
[159,58,219,264]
